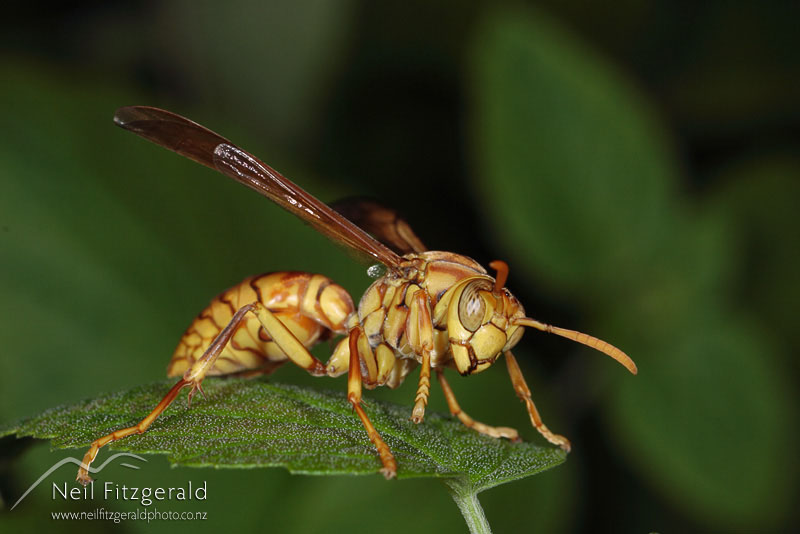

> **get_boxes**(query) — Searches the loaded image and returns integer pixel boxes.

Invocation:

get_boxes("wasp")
[76,106,637,485]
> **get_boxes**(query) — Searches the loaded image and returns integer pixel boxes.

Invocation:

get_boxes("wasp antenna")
[513,317,638,375]
[488,260,509,293]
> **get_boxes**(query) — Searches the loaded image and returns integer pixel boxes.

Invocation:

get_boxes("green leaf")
[470,7,679,298]
[1,379,565,492]
[613,312,795,528]
[708,152,800,354]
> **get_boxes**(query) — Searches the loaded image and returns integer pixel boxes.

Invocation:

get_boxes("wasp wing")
[114,106,404,269]
[212,143,405,268]
[331,198,427,255]
[113,106,231,170]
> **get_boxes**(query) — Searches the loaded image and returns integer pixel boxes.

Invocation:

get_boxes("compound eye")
[458,280,488,332]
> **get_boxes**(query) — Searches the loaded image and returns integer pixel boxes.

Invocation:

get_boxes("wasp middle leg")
[408,288,434,423]
[346,328,398,479]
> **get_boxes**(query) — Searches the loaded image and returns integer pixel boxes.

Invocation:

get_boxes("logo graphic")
[10,453,146,510]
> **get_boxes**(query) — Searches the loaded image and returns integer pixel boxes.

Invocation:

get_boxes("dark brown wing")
[331,198,427,255]
[114,106,404,269]
[113,106,231,170]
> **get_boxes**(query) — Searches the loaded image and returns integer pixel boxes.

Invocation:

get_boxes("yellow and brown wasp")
[76,106,637,485]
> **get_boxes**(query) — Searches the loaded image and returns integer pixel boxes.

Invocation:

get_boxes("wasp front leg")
[436,369,519,440]
[505,350,571,452]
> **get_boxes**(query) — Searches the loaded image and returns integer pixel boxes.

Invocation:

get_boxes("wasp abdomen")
[167,272,354,377]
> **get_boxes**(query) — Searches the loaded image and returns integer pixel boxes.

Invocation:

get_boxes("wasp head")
[436,273,527,376]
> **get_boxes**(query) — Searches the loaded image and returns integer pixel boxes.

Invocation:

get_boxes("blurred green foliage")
[1,1,797,533]
[471,8,796,531]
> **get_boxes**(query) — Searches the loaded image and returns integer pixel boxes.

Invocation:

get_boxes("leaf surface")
[1,379,565,492]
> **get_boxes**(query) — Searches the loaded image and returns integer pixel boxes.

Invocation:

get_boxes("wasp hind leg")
[77,300,331,485]
[436,369,519,440]
[76,378,191,485]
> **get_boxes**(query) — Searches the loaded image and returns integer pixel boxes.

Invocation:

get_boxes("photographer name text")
[53,481,207,507]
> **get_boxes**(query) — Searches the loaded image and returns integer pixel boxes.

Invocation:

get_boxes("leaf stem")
[442,477,492,534]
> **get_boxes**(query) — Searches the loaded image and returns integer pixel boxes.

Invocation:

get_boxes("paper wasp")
[76,106,637,485]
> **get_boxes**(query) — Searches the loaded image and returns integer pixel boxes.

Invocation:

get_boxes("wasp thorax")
[439,277,526,375]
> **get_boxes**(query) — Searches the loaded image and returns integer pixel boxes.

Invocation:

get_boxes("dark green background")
[1,1,797,532]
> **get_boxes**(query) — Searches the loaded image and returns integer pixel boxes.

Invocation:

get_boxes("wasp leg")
[436,369,519,440]
[409,290,434,423]
[184,301,327,388]
[504,350,571,452]
[77,378,191,485]
[78,301,329,485]
[411,352,431,423]
[347,328,397,479]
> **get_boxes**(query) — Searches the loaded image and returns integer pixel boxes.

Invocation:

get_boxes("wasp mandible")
[76,106,637,485]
